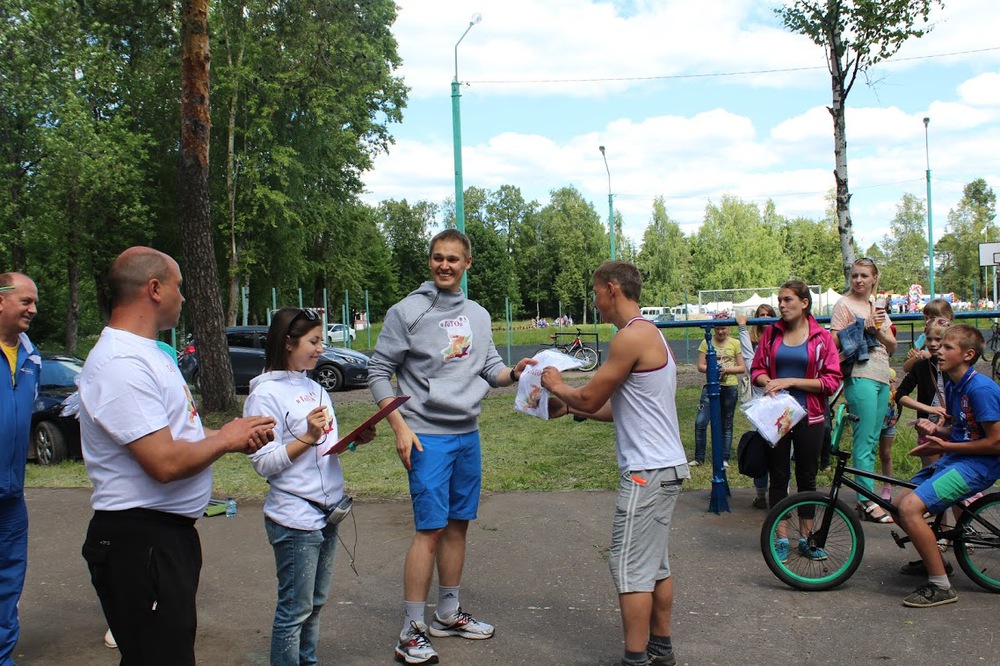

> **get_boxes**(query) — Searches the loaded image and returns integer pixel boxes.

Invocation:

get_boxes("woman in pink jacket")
[751,280,842,564]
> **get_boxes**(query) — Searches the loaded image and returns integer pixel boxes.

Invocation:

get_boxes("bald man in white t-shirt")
[79,247,275,665]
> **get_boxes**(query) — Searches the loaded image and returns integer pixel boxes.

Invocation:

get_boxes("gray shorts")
[609,465,687,594]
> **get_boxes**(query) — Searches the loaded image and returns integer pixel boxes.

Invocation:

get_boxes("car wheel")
[314,365,344,392]
[33,421,68,466]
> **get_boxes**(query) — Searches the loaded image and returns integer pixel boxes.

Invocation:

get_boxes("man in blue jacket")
[0,272,39,664]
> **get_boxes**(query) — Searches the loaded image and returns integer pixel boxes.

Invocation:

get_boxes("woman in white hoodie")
[244,307,373,666]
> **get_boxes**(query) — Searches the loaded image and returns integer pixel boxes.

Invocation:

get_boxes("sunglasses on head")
[288,308,320,333]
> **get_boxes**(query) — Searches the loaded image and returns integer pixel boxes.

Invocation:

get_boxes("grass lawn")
[26,387,926,502]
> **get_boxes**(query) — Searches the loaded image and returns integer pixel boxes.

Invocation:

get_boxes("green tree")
[209,0,407,323]
[781,215,842,289]
[775,0,942,285]
[636,197,694,306]
[878,193,928,293]
[538,187,605,323]
[377,199,435,307]
[692,195,791,290]
[936,179,997,300]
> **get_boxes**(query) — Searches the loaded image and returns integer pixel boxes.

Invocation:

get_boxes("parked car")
[179,326,369,393]
[327,323,356,343]
[31,353,84,465]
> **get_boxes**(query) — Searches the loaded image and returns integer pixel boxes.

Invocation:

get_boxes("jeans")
[694,384,738,463]
[265,517,339,666]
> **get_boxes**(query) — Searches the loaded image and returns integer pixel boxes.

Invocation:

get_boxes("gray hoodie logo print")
[439,316,473,362]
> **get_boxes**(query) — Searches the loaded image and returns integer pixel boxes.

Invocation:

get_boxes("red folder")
[324,395,410,456]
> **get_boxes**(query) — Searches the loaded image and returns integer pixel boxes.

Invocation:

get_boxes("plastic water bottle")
[225,497,237,518]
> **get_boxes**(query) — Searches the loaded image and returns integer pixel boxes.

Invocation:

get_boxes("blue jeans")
[694,385,738,463]
[265,517,339,666]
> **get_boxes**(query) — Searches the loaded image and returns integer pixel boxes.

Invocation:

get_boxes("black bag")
[737,430,770,478]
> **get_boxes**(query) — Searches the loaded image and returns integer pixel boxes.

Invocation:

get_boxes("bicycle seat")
[549,334,557,339]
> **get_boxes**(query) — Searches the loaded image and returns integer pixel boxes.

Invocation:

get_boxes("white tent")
[733,292,771,315]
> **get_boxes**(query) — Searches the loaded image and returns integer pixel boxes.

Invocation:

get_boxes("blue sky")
[362,0,1000,254]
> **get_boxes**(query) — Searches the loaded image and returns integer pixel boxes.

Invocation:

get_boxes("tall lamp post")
[452,14,481,295]
[598,145,616,260]
[924,117,935,299]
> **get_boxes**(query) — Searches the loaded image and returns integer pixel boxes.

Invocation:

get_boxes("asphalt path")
[17,486,996,665]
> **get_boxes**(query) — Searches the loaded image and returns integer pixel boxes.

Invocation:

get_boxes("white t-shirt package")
[741,391,806,445]
[515,349,584,420]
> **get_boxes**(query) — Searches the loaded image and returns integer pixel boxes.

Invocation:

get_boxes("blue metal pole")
[704,325,730,514]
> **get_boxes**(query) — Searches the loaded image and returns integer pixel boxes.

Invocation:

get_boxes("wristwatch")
[510,365,521,381]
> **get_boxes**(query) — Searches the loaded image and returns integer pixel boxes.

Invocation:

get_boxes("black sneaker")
[751,496,768,510]
[902,583,958,608]
[899,559,954,577]
[648,650,677,666]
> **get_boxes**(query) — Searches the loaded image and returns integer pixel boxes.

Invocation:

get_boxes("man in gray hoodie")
[369,229,530,665]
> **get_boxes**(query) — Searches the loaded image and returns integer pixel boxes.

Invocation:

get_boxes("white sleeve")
[246,389,292,478]
[87,356,170,446]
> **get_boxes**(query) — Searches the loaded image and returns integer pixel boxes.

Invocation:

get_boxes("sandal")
[857,502,894,524]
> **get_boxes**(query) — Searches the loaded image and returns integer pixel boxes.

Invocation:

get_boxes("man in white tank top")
[542,261,688,666]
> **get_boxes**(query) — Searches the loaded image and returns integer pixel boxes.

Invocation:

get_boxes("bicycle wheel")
[574,346,599,372]
[760,491,865,591]
[954,492,1000,593]
[992,352,1000,383]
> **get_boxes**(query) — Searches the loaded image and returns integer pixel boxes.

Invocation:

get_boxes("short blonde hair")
[942,324,984,363]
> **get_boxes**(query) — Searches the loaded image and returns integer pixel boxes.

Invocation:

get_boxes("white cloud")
[959,72,1000,106]
[365,0,1000,258]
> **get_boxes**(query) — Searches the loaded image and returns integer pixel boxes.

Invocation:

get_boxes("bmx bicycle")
[989,318,1000,382]
[536,328,599,372]
[760,402,1000,592]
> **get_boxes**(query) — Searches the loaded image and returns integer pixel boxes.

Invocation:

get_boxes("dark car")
[179,326,369,393]
[31,353,84,465]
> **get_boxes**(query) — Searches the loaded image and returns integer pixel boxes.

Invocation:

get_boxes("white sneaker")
[104,628,117,649]
[723,460,729,469]
[429,608,495,639]
[395,621,438,664]
[688,460,701,467]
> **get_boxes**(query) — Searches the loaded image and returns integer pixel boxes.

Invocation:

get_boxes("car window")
[40,359,83,387]
[227,331,256,348]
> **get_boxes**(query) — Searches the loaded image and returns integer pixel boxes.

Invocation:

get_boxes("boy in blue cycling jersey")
[896,324,1000,608]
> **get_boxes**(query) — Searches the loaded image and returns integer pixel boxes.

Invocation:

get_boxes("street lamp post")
[924,117,935,298]
[452,14,481,295]
[598,145,616,260]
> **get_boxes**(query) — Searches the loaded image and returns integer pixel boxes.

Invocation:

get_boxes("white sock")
[437,585,460,619]
[402,600,426,636]
[928,574,951,590]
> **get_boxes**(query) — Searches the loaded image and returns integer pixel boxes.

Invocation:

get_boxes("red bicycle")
[536,328,599,371]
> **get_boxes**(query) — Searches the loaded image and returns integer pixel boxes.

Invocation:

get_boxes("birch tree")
[775,0,942,286]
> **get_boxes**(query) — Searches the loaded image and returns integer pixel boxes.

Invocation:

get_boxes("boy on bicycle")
[896,324,1000,607]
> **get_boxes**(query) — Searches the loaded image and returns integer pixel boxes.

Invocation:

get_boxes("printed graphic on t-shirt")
[952,394,981,442]
[439,316,472,362]
[183,384,200,423]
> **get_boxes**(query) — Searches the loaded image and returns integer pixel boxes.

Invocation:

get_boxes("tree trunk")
[828,32,856,290]
[64,191,80,355]
[179,0,236,412]
[223,27,244,327]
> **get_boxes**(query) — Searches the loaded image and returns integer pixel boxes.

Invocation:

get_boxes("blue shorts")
[408,432,482,531]
[911,454,1000,515]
